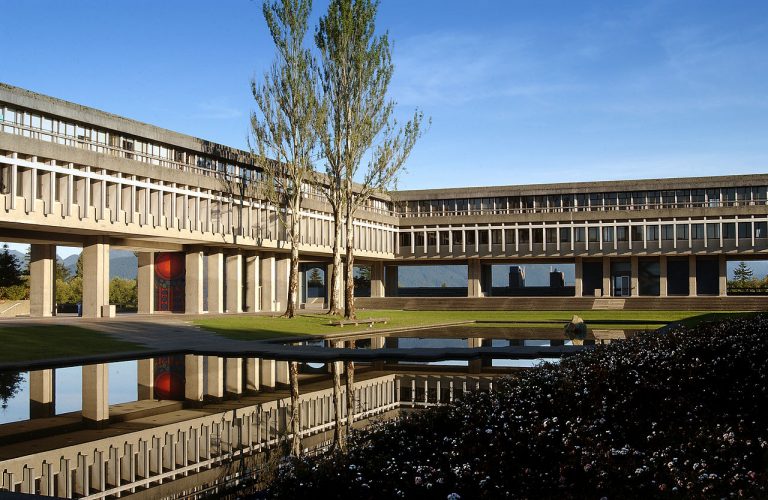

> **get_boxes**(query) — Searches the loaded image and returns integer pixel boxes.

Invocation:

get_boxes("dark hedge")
[267,316,768,499]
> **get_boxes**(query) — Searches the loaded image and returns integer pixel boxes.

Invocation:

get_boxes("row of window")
[398,222,768,247]
[398,187,767,216]
[0,104,393,213]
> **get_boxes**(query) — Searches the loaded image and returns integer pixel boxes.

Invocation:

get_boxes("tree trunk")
[289,361,301,457]
[331,359,346,452]
[327,205,343,316]
[344,202,355,320]
[284,208,300,318]
[344,354,355,439]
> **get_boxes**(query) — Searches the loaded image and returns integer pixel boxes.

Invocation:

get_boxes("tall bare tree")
[251,0,321,319]
[316,0,426,320]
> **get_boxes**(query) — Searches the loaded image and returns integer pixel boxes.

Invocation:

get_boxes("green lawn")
[194,309,729,341]
[0,325,146,363]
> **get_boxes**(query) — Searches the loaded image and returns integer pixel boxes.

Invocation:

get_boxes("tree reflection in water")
[0,371,23,409]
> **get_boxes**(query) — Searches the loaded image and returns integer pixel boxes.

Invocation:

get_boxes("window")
[504,229,516,245]
[723,223,736,239]
[427,231,437,246]
[617,226,629,242]
[574,227,585,242]
[739,222,751,239]
[646,225,659,242]
[603,227,614,243]
[707,189,720,207]
[676,224,688,240]
[440,231,449,246]
[756,222,768,239]
[492,229,502,245]
[691,224,704,240]
[465,230,476,245]
[546,228,557,243]
[518,228,530,244]
[415,232,425,247]
[560,227,571,243]
[631,225,643,243]
[588,227,599,242]
[479,230,489,245]
[661,224,674,240]
[706,223,719,239]
[452,230,463,245]
[533,228,543,244]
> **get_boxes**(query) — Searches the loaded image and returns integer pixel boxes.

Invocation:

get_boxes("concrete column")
[260,359,276,390]
[630,256,639,297]
[207,252,224,314]
[260,253,276,312]
[205,356,224,399]
[574,257,583,297]
[467,258,482,297]
[137,252,154,315]
[275,255,290,313]
[275,361,290,385]
[602,256,611,297]
[225,358,243,396]
[82,363,109,427]
[659,256,668,297]
[245,253,260,312]
[29,244,55,317]
[185,249,204,314]
[246,358,260,392]
[225,253,243,313]
[718,254,727,296]
[29,369,55,418]
[184,355,204,403]
[370,261,385,297]
[82,237,110,318]
[384,265,398,297]
[688,255,697,297]
[137,359,153,400]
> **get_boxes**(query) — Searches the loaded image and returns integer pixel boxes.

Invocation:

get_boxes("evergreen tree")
[0,244,23,287]
[734,261,754,283]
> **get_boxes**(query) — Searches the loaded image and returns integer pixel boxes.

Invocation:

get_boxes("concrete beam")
[207,253,223,314]
[225,253,242,313]
[29,369,55,419]
[82,363,109,427]
[29,244,55,317]
[137,252,154,315]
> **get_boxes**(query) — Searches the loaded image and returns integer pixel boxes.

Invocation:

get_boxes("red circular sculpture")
[155,253,184,280]
[154,372,184,400]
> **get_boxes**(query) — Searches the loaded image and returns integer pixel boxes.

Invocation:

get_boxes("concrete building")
[2,82,768,313]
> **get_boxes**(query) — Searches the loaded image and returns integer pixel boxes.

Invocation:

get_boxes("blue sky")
[2,0,767,191]
[1,1,767,265]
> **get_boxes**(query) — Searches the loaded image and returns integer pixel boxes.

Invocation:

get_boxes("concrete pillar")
[225,253,243,313]
[630,256,639,297]
[29,369,55,418]
[29,244,55,317]
[718,254,727,296]
[370,261,385,297]
[137,252,154,315]
[659,256,668,297]
[205,356,223,399]
[225,358,243,396]
[207,252,224,314]
[184,355,204,403]
[246,358,260,392]
[137,359,154,400]
[82,363,109,427]
[82,237,110,318]
[260,253,276,312]
[245,253,260,312]
[136,358,153,400]
[384,265,398,297]
[275,255,290,313]
[275,360,290,385]
[688,255,697,297]
[602,256,611,297]
[467,258,482,297]
[260,359,276,390]
[574,257,583,297]
[185,249,204,314]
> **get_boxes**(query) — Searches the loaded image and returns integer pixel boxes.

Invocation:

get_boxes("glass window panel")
[676,224,688,240]
[617,226,629,241]
[722,223,736,239]
[691,224,704,240]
